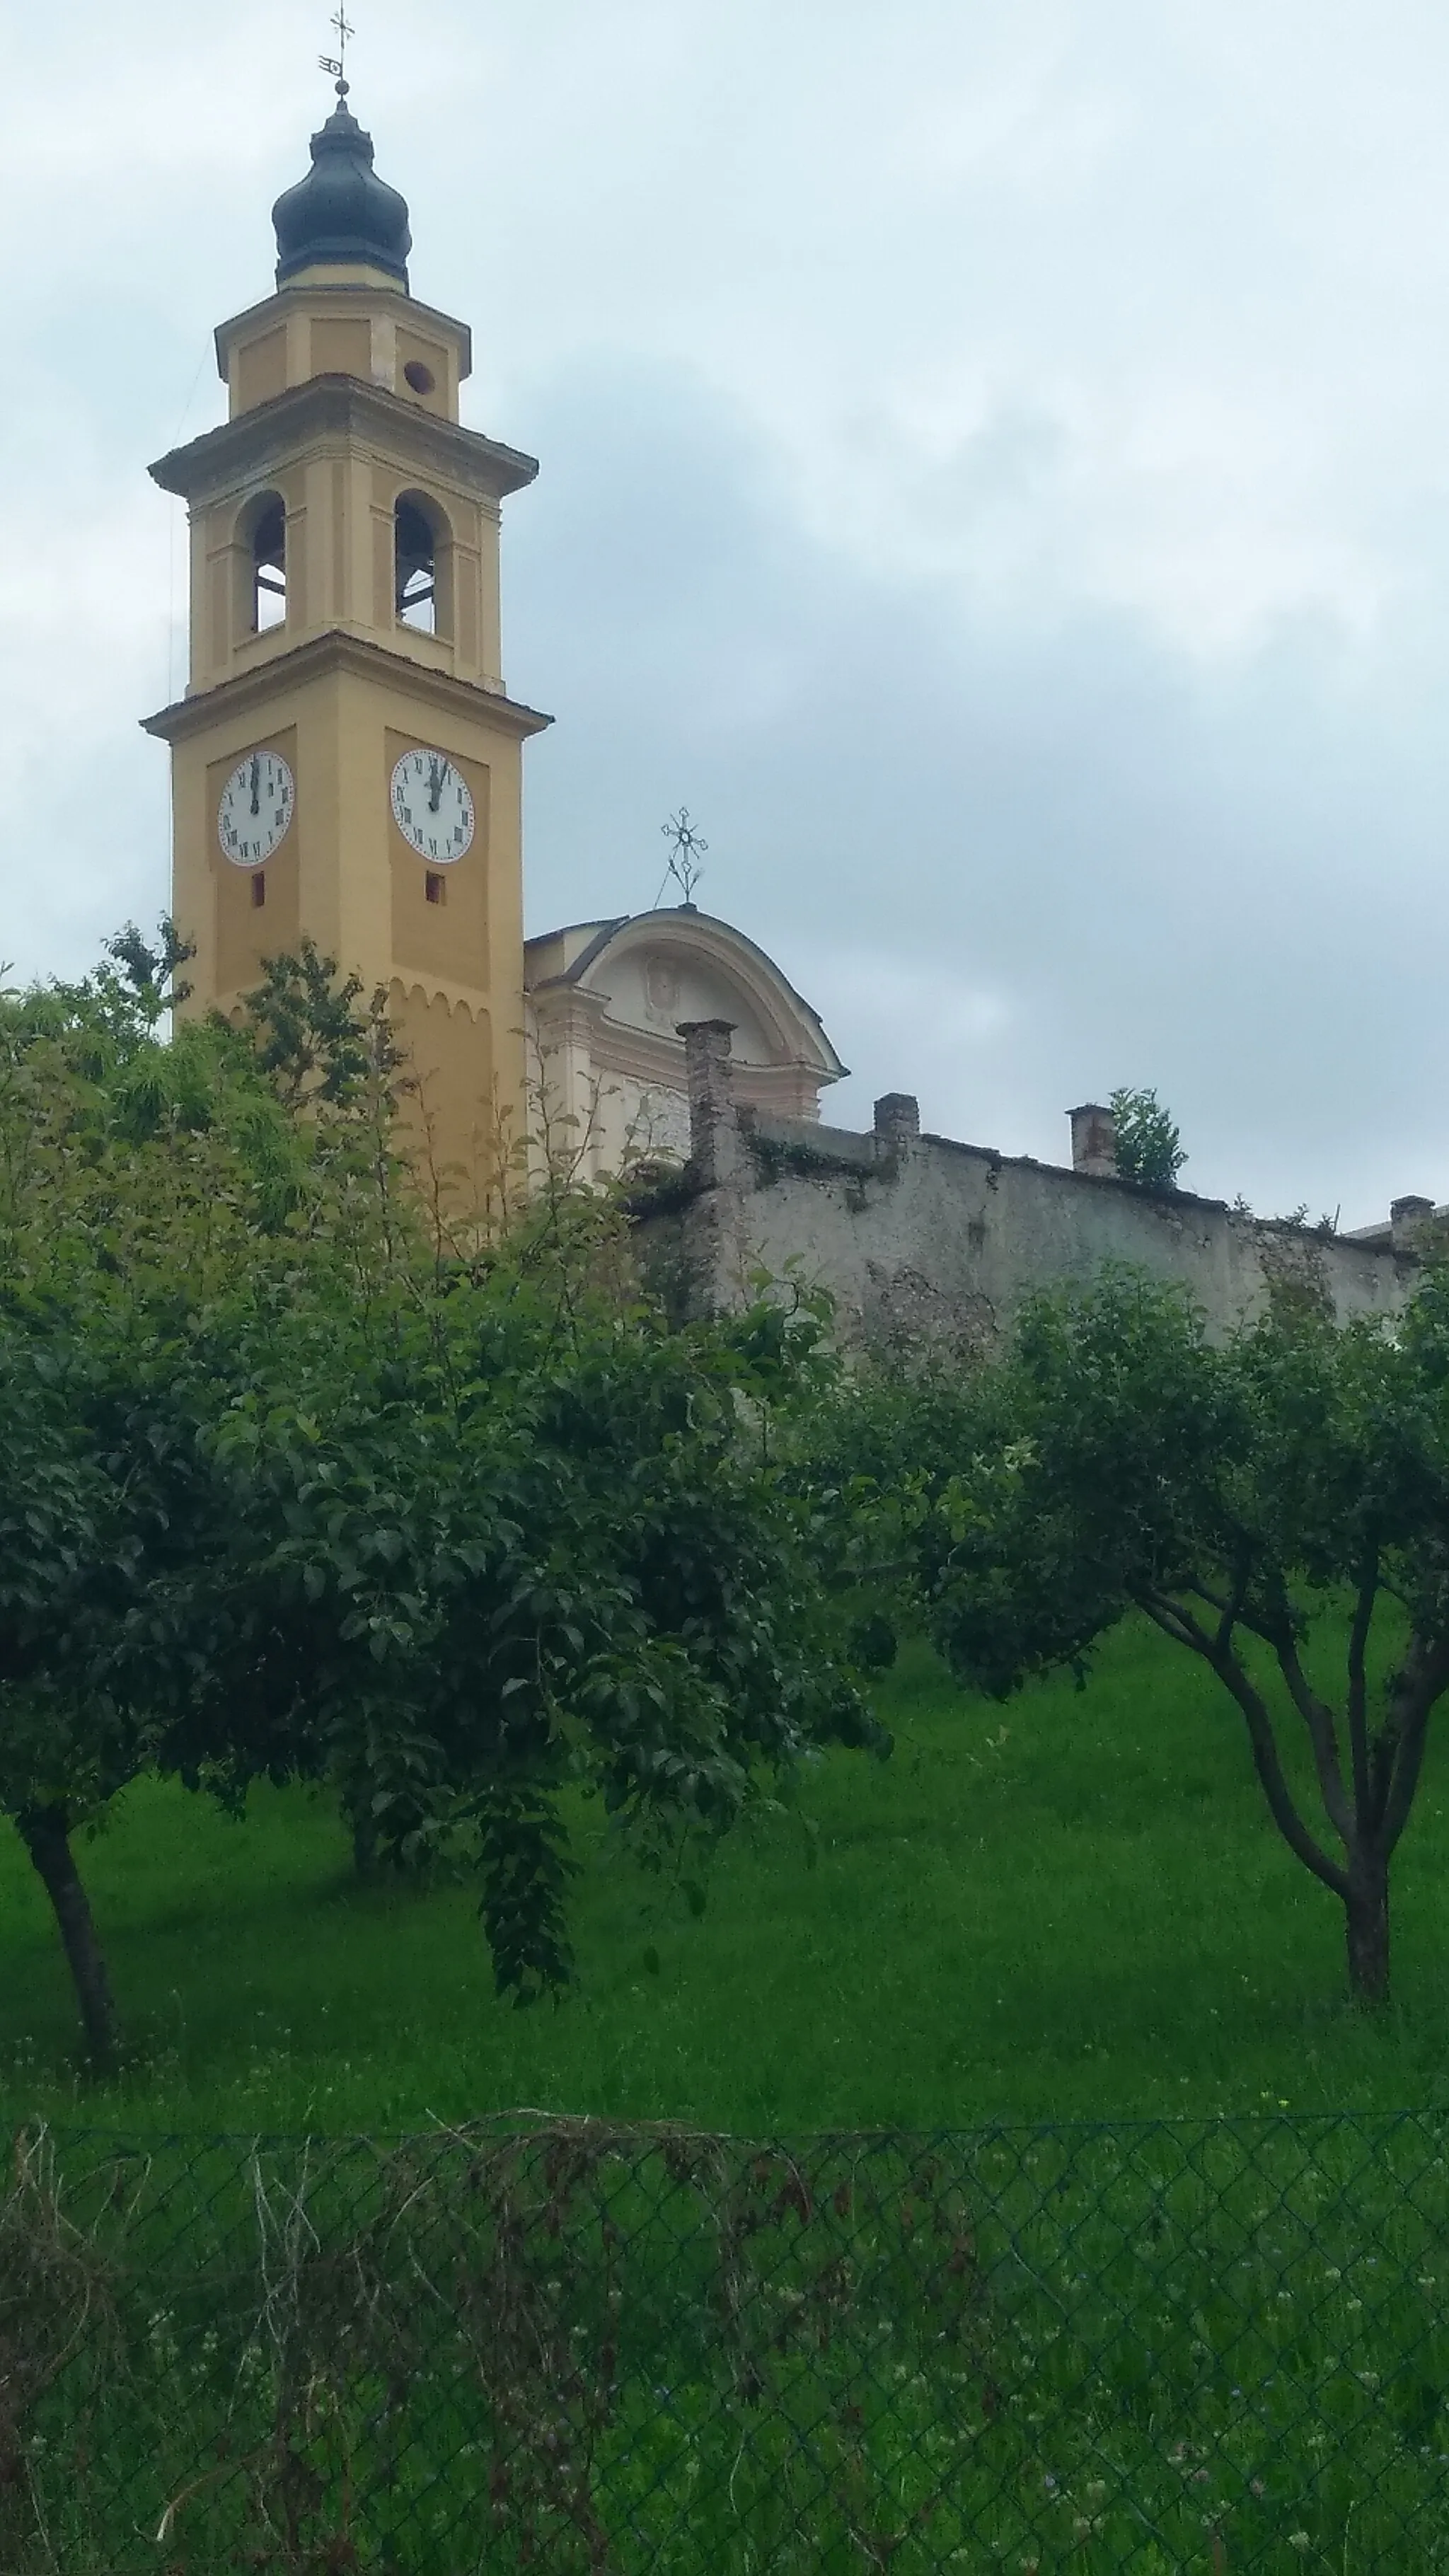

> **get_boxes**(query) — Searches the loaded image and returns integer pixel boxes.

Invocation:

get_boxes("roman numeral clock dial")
[391,747,475,863]
[217,750,296,865]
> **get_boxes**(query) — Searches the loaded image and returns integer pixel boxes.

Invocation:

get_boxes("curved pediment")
[525,906,845,1082]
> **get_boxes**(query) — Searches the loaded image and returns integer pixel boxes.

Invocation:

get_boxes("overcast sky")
[6,0,1449,1222]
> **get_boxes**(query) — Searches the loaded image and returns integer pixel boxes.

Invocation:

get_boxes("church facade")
[524,910,843,1177]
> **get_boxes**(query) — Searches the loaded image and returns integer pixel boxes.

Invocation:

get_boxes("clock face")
[217,749,296,867]
[390,746,475,863]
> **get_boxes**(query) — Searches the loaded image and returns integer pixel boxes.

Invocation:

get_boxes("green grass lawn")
[10,1623,1449,2572]
[4,1618,1448,2132]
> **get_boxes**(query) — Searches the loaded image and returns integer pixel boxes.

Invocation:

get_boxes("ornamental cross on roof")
[662,807,708,908]
[319,5,355,103]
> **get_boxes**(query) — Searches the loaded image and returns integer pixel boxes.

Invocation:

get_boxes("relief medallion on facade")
[642,954,682,1025]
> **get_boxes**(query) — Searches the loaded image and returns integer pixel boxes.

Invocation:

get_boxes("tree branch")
[1138,1592,1215,1657]
[1345,1554,1377,1831]
[1380,1699,1431,1859]
[1207,1653,1351,1900]
[1260,1600,1354,1852]
[1375,1631,1449,1855]
[1180,1571,1276,1649]
[1218,1559,1251,1661]
[1141,1589,1351,1899]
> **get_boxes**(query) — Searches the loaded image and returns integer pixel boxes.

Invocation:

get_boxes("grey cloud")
[509,359,1449,1228]
[8,1,1449,1241]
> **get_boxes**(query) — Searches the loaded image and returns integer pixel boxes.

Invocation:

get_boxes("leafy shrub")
[1109,1085,1186,1190]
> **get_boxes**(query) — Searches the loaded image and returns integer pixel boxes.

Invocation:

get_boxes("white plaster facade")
[523,906,845,1178]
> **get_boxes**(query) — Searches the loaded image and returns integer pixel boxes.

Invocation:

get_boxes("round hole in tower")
[403,359,435,396]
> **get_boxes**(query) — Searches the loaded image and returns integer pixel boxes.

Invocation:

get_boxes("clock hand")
[427,758,449,814]
[249,756,261,816]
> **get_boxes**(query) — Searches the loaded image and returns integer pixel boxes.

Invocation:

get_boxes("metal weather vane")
[319,5,355,103]
[661,808,708,908]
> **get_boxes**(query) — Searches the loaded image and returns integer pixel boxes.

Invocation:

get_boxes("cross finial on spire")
[318,5,355,105]
[662,808,708,908]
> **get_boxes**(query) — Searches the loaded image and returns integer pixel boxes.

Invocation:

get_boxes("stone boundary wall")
[635,1021,1414,1351]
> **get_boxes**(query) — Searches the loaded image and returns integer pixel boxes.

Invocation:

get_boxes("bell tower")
[143,75,550,1195]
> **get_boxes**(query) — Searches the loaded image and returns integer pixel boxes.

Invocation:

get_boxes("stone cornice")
[583,1016,823,1093]
[140,628,553,746]
[529,982,613,1033]
[149,375,538,507]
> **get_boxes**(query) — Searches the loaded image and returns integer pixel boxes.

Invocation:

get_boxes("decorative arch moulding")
[391,976,487,1024]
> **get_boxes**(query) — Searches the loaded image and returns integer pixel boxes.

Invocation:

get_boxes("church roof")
[524,906,847,1082]
[272,93,412,289]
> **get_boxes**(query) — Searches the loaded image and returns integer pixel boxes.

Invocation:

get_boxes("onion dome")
[272,91,412,289]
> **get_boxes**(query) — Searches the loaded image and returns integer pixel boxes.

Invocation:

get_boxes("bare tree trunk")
[1345,1853,1391,2009]
[16,1803,120,2071]
[351,1806,380,1881]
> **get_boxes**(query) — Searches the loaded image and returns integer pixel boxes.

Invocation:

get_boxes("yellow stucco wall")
[161,650,529,1184]
[216,276,470,427]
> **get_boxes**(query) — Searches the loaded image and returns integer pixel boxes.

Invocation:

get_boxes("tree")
[1,932,887,2058]
[179,1215,887,2002]
[890,1269,1449,2006]
[0,925,334,2064]
[241,937,393,1110]
[1109,1085,1186,1189]
[0,1335,127,2066]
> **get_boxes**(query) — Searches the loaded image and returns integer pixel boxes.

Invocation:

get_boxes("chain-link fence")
[4,2111,1449,2571]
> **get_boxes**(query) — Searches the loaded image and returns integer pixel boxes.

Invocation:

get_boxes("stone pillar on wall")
[1391,1194,1437,1257]
[526,984,611,1181]
[676,1018,750,1315]
[1068,1102,1118,1179]
[874,1093,920,1166]
[679,1019,744,1188]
